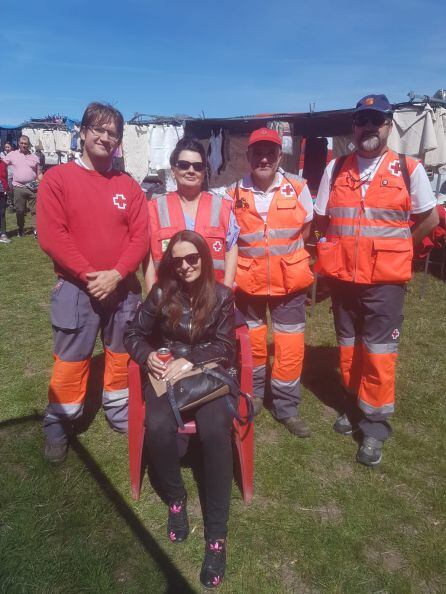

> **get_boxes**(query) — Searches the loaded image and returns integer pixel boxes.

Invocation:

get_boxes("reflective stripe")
[269,238,304,256]
[328,223,411,239]
[364,208,410,222]
[268,227,301,239]
[213,259,225,270]
[358,399,394,415]
[327,224,356,236]
[272,321,305,334]
[46,402,83,418]
[328,206,360,218]
[239,231,264,244]
[210,194,222,227]
[246,317,266,329]
[239,246,265,257]
[157,195,171,228]
[360,226,411,239]
[362,340,399,354]
[102,388,129,408]
[337,336,356,347]
[271,377,301,397]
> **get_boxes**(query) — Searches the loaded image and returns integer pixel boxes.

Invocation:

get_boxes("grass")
[0,213,445,593]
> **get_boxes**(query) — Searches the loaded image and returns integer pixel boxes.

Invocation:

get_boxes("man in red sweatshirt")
[37,102,149,463]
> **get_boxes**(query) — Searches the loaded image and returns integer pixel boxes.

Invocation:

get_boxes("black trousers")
[144,381,233,540]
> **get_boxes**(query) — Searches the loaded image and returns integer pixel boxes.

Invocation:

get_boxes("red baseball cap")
[248,127,282,147]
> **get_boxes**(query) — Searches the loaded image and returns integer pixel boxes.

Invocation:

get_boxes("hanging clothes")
[208,129,223,176]
[122,124,150,184]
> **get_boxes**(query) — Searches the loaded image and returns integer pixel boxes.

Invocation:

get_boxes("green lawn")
[1,216,445,593]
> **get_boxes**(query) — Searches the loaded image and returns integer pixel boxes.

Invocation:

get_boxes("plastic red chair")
[128,326,254,503]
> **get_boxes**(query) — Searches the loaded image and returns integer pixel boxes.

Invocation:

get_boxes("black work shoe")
[200,538,226,589]
[167,497,189,543]
[333,413,353,435]
[277,416,311,437]
[356,437,383,466]
[252,397,263,417]
[44,441,68,463]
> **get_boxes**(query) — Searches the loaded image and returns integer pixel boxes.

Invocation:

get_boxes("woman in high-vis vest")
[226,128,314,437]
[145,138,239,291]
[314,94,439,467]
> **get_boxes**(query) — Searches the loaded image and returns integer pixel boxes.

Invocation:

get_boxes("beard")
[359,134,380,153]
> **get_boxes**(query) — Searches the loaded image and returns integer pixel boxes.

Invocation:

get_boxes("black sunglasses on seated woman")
[175,160,205,172]
[172,253,201,268]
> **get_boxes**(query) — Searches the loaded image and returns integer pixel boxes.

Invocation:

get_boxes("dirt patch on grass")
[364,544,407,572]
[293,501,342,523]
[253,494,279,510]
[280,563,319,593]
[333,461,354,480]
[255,427,279,445]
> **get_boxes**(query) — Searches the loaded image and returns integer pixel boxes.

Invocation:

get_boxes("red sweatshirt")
[37,161,149,283]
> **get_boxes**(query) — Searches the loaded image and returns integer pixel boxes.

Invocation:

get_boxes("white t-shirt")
[315,155,436,216]
[240,169,314,223]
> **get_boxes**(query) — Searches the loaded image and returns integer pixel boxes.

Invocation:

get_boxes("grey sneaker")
[252,397,263,417]
[0,234,11,244]
[278,416,311,438]
[333,413,353,435]
[357,437,383,466]
[44,441,68,463]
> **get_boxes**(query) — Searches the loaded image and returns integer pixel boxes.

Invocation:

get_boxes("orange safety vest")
[147,192,231,282]
[317,150,417,284]
[228,175,313,296]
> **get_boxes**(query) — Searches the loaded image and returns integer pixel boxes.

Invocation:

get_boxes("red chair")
[128,326,254,503]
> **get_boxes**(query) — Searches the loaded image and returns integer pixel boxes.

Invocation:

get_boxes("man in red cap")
[226,127,314,436]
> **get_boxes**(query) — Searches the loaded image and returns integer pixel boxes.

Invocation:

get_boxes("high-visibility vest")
[147,192,231,282]
[317,150,417,284]
[228,175,313,296]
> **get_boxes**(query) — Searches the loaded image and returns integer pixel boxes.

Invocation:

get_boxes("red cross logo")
[281,183,294,197]
[113,194,127,209]
[389,160,402,177]
[213,240,223,253]
[391,328,400,340]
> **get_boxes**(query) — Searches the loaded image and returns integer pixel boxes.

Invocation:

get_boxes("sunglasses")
[353,113,391,127]
[175,160,205,172]
[172,253,201,268]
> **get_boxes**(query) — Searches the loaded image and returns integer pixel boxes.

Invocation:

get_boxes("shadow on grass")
[0,413,194,594]
[301,345,345,413]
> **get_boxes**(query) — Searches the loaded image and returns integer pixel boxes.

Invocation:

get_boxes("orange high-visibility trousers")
[330,280,405,441]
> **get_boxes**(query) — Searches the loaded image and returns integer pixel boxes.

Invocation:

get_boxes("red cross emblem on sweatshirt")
[113,194,127,209]
[389,160,402,177]
[281,183,294,197]
[213,240,223,252]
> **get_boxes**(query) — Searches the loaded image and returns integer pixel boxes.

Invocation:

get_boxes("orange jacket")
[317,150,417,284]
[228,175,313,296]
[147,192,231,282]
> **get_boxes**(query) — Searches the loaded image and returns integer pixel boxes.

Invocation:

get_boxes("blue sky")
[1,0,443,126]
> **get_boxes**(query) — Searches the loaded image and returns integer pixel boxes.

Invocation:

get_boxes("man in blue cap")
[314,94,438,466]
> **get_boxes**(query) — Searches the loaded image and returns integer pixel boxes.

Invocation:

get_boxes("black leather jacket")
[124,282,236,370]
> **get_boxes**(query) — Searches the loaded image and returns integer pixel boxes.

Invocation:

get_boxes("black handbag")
[149,362,252,429]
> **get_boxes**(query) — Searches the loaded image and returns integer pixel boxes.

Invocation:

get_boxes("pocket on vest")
[316,240,343,277]
[371,239,412,283]
[236,256,264,293]
[280,250,313,292]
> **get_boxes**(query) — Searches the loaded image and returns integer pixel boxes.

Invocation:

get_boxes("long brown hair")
[157,230,216,341]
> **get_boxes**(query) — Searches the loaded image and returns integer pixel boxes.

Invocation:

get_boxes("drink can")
[157,348,173,363]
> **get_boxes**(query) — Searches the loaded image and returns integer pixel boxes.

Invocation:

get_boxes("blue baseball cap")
[355,94,393,115]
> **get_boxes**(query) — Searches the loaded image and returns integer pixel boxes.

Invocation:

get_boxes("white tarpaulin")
[122,124,150,184]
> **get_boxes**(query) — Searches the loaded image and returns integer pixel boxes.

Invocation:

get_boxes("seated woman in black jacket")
[124,229,235,589]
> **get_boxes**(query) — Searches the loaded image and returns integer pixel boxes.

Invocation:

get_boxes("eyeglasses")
[175,160,205,172]
[172,253,201,268]
[88,126,120,142]
[353,113,391,127]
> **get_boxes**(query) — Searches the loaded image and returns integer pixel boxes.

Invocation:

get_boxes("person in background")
[314,94,439,466]
[144,137,238,292]
[37,102,149,463]
[2,135,41,237]
[124,230,235,589]
[0,142,15,212]
[226,128,314,437]
[0,158,10,243]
